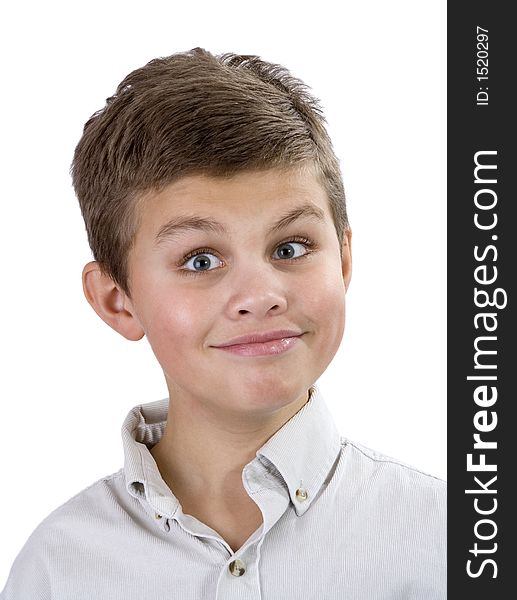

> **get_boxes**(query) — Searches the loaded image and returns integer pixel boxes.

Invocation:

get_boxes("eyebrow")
[154,202,326,245]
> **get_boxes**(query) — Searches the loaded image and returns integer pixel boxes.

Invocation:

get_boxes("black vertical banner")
[448,2,516,596]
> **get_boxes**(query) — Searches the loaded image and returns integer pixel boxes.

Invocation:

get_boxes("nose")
[224,263,288,319]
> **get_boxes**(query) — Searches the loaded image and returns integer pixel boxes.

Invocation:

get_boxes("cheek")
[304,262,346,311]
[155,293,205,339]
[304,268,346,342]
[135,279,209,352]
[320,287,346,330]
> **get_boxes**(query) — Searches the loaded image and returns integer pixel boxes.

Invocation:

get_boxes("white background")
[0,0,446,582]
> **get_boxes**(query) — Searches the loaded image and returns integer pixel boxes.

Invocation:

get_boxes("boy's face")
[100,167,351,418]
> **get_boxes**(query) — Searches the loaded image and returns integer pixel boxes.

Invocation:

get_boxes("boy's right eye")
[180,250,223,275]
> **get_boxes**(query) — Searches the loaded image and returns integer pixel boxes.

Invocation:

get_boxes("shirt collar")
[122,384,342,519]
[254,385,342,516]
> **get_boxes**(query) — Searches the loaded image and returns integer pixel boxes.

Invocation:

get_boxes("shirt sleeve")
[1,538,52,600]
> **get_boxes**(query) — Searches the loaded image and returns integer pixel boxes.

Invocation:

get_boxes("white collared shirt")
[1,385,446,599]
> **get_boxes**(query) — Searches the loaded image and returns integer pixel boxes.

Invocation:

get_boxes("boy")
[1,48,446,599]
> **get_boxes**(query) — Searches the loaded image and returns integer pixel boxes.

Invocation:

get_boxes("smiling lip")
[214,329,304,347]
[211,330,304,357]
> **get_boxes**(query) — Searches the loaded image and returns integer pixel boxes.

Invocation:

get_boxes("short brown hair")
[71,47,349,297]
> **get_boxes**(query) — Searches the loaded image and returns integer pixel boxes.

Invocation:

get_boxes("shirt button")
[154,512,162,519]
[228,559,246,577]
[295,487,308,501]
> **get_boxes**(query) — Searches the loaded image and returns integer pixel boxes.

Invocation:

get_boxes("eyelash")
[176,236,317,277]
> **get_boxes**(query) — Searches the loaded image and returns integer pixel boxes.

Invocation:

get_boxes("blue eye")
[273,241,308,260]
[183,252,222,273]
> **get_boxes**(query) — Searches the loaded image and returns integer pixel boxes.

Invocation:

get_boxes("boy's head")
[74,48,352,415]
[71,47,349,299]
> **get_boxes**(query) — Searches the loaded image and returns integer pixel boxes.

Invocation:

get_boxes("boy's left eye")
[272,241,308,260]
[178,238,315,276]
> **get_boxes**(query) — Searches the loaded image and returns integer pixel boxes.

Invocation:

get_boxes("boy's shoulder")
[336,436,446,561]
[41,468,126,518]
[339,436,447,499]
[25,469,133,541]
[2,469,131,592]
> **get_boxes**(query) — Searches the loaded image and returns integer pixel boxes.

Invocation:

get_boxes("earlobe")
[81,261,145,341]
[341,229,352,291]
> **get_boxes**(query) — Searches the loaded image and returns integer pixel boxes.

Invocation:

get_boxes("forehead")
[135,166,333,242]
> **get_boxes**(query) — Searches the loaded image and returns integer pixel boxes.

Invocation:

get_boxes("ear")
[81,261,145,341]
[341,229,352,291]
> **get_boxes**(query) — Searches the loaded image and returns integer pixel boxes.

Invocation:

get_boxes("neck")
[150,387,310,502]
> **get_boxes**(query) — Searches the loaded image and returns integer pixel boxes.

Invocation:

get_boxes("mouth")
[211,333,304,357]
